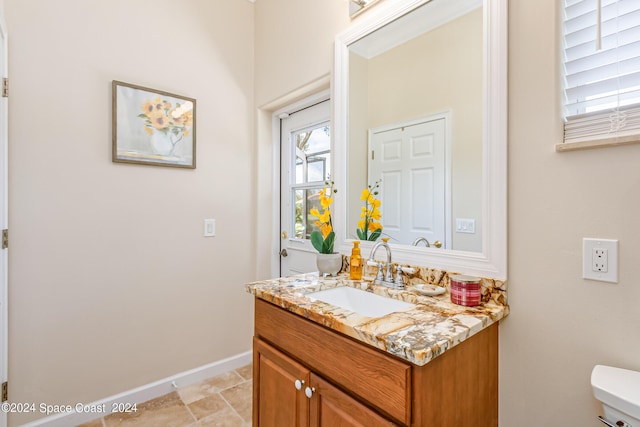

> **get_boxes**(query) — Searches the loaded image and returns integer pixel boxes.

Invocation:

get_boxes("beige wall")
[503,0,640,425]
[255,0,640,426]
[5,0,255,424]
[254,0,350,108]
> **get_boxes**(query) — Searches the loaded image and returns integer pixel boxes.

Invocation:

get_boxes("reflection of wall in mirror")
[348,8,483,252]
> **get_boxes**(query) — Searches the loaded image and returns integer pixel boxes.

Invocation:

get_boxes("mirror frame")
[333,0,507,279]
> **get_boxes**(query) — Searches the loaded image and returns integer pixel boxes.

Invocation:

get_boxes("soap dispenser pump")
[350,240,363,280]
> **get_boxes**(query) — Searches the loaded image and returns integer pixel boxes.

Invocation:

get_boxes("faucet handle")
[367,260,384,282]
[394,266,404,285]
[394,266,415,286]
[398,266,415,274]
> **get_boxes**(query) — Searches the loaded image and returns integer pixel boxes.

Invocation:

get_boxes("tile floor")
[77,364,252,427]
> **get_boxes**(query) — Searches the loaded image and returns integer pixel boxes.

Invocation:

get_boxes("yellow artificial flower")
[371,207,382,220]
[320,223,332,239]
[356,179,383,241]
[368,221,382,232]
[319,209,331,223]
[309,180,337,254]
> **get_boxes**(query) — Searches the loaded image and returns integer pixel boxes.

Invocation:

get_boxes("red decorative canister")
[450,274,481,306]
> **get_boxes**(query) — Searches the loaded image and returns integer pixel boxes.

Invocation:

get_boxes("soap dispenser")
[350,240,363,280]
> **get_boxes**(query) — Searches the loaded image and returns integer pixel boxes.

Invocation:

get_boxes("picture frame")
[112,80,196,169]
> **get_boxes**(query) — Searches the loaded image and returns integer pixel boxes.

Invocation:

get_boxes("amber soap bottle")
[350,241,363,280]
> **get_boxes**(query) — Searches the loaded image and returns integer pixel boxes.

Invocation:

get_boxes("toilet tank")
[592,365,640,426]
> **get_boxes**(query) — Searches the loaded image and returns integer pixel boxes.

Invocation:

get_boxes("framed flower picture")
[112,81,196,169]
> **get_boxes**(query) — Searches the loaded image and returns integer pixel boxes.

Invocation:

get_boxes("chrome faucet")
[412,237,431,247]
[368,238,403,288]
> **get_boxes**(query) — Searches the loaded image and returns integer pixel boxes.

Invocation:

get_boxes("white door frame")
[270,90,330,277]
[0,6,8,427]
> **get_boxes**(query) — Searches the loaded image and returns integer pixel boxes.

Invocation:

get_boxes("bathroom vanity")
[247,272,508,426]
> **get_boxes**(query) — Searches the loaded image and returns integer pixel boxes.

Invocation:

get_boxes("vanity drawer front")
[255,299,411,425]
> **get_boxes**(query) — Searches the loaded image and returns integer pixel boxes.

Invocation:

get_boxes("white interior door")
[280,100,331,276]
[0,7,8,425]
[370,117,446,247]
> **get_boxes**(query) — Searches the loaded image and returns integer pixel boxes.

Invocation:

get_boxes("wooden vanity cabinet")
[253,338,310,426]
[253,298,498,427]
[254,338,395,426]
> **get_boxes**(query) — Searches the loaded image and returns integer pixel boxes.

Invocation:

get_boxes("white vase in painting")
[150,131,182,156]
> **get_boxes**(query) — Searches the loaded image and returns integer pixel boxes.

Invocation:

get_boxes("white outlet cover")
[583,238,618,283]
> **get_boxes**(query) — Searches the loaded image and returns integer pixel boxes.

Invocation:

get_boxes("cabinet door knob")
[304,386,316,399]
[294,379,305,390]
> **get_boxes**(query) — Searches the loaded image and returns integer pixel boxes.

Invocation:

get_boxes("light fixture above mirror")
[350,0,382,18]
[333,0,507,279]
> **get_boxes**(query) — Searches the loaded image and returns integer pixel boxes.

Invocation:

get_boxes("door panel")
[309,373,396,427]
[370,117,446,247]
[280,99,330,276]
[254,338,310,427]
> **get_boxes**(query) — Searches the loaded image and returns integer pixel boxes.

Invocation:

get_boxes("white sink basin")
[307,286,415,318]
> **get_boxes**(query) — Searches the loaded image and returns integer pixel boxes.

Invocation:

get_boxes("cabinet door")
[254,338,310,427]
[309,373,397,427]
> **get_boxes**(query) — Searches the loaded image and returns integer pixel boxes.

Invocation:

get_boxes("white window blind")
[562,0,640,146]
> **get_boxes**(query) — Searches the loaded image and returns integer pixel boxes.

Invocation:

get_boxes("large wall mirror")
[333,0,507,279]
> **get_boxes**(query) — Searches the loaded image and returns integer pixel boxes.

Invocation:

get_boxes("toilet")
[592,365,640,427]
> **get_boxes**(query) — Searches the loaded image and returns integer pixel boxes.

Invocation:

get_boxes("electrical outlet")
[592,248,608,272]
[583,238,618,283]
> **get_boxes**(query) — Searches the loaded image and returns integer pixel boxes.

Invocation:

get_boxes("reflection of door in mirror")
[280,99,331,276]
[370,117,447,248]
[347,2,483,253]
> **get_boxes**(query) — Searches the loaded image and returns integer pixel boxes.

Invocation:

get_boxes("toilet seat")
[592,365,640,423]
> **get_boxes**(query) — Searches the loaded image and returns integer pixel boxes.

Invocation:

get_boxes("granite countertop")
[246,270,509,366]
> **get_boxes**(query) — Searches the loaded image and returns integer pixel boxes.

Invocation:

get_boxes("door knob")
[433,240,442,248]
[305,386,316,399]
[294,379,305,390]
[280,249,288,257]
[281,231,288,239]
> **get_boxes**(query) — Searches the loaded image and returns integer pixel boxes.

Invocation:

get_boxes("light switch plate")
[455,218,476,234]
[583,238,618,283]
[204,219,216,237]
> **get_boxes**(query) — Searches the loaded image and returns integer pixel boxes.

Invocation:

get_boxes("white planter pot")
[316,253,342,277]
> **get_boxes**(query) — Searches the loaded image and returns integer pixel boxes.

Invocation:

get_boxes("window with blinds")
[562,0,640,149]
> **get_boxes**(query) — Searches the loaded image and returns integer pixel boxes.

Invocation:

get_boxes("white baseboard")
[21,350,252,427]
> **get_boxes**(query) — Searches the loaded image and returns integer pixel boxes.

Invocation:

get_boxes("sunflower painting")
[112,81,196,168]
